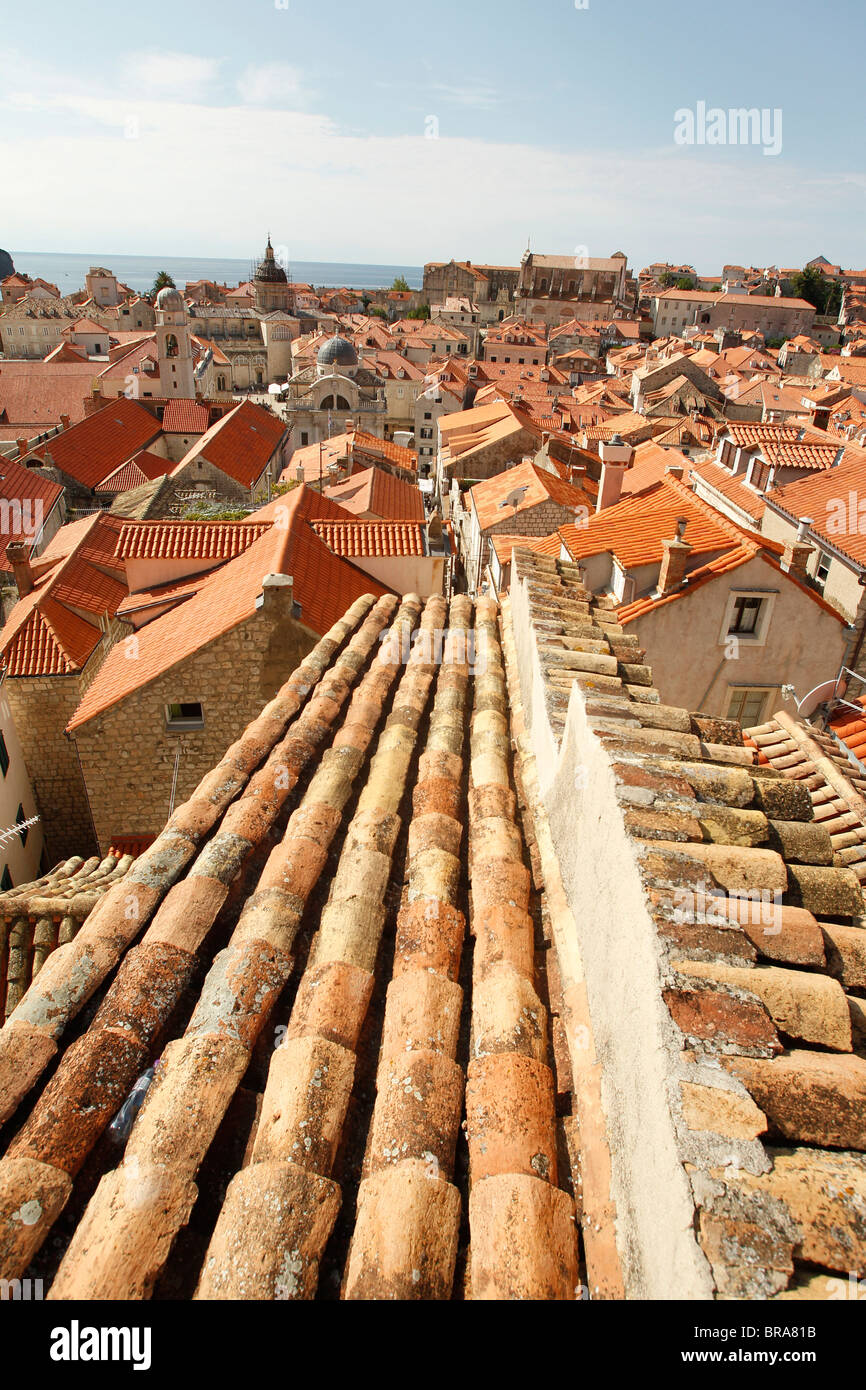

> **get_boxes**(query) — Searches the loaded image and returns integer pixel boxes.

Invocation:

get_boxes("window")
[727,687,774,727]
[719,589,776,646]
[165,701,205,731]
[729,596,763,635]
[423,412,432,421]
[16,804,28,847]
[0,865,12,892]
[300,432,309,446]
[0,731,8,778]
[815,551,831,587]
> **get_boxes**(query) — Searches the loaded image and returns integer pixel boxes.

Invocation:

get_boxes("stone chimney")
[596,434,635,512]
[781,517,814,582]
[16,438,28,459]
[658,518,691,594]
[427,511,443,548]
[6,541,34,597]
[258,572,296,615]
[60,413,70,430]
[665,463,684,479]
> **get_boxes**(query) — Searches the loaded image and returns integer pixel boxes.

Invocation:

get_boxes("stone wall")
[71,598,318,852]
[5,674,97,861]
[445,427,538,484]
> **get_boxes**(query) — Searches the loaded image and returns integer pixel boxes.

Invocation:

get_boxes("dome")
[155,285,184,311]
[317,335,358,368]
[255,238,288,285]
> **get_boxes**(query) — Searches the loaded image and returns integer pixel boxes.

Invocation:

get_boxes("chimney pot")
[16,438,28,458]
[60,413,70,430]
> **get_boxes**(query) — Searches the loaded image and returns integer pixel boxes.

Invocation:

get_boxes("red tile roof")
[558,474,764,569]
[767,450,866,567]
[177,400,286,489]
[324,465,425,520]
[690,457,767,523]
[0,457,64,573]
[829,698,866,764]
[0,360,97,430]
[130,449,174,481]
[471,460,594,532]
[0,514,128,676]
[162,399,211,434]
[67,488,392,730]
[27,398,162,490]
[115,520,272,562]
[95,459,150,494]
[311,519,426,557]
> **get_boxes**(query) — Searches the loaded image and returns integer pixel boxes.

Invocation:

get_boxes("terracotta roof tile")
[0,514,128,676]
[325,465,424,520]
[311,519,426,557]
[67,487,393,729]
[176,400,286,489]
[115,520,272,562]
[28,397,162,490]
[161,400,210,434]
[471,460,594,532]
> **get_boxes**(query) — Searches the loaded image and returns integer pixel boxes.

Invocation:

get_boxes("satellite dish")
[791,679,838,719]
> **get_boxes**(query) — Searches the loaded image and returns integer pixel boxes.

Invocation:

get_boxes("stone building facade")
[71,589,319,853]
[5,672,99,861]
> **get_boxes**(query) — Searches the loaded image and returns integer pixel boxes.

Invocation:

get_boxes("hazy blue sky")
[2,0,864,270]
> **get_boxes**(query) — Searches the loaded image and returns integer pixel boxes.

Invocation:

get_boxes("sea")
[7,252,425,296]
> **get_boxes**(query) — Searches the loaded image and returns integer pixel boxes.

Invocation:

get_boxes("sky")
[2,0,864,272]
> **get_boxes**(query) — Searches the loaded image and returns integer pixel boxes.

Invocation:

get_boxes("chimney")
[658,518,691,594]
[60,413,70,430]
[665,463,684,479]
[596,434,635,512]
[6,541,34,597]
[427,511,443,548]
[781,516,814,582]
[16,438,28,459]
[257,572,298,616]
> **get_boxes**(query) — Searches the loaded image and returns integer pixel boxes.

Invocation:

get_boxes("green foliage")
[659,272,677,288]
[676,276,696,290]
[790,265,839,316]
[765,336,786,350]
[391,275,411,292]
[406,304,431,319]
[369,306,388,319]
[181,504,251,520]
[151,270,176,297]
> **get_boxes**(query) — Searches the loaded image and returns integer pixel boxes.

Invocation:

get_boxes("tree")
[151,270,176,298]
[659,272,677,288]
[676,276,696,290]
[790,265,837,316]
[406,304,431,319]
[391,275,411,293]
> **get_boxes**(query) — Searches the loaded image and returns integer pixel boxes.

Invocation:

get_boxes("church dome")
[255,238,288,285]
[317,335,358,368]
[155,285,184,311]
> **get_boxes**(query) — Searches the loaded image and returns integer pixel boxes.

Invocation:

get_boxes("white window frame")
[725,685,776,727]
[718,588,777,647]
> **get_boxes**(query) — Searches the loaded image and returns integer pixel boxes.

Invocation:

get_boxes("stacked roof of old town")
[2,244,866,1301]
